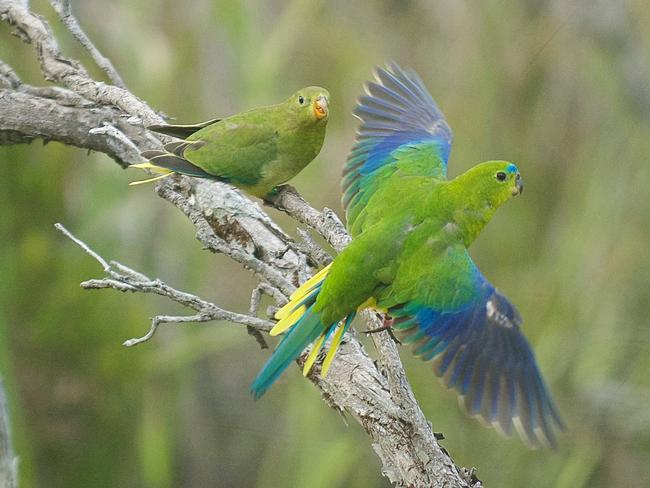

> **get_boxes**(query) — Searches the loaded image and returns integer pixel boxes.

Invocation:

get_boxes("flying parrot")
[250,63,564,448]
[130,86,330,199]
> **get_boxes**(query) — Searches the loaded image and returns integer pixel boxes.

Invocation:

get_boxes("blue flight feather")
[391,271,565,448]
[342,63,453,234]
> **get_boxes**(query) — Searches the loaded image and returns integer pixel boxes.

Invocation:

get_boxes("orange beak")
[313,95,328,120]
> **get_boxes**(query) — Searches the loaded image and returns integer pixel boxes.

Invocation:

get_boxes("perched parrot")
[130,86,330,199]
[250,63,564,448]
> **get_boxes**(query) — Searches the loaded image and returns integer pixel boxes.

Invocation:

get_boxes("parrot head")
[465,160,523,208]
[287,86,330,125]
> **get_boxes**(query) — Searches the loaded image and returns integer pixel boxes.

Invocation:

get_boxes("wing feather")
[388,248,564,447]
[342,63,453,234]
[147,117,221,139]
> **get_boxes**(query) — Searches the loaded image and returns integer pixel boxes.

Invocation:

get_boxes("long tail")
[250,264,355,398]
[129,138,219,186]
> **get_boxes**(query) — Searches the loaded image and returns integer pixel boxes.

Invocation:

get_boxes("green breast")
[265,122,326,187]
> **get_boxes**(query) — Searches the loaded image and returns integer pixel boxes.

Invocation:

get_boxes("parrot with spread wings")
[130,86,329,199]
[251,63,564,447]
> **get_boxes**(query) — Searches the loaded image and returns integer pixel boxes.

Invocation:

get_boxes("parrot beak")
[313,95,329,120]
[512,173,524,196]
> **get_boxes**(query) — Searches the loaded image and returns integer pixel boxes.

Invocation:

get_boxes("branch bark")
[0,377,18,488]
[1,1,482,486]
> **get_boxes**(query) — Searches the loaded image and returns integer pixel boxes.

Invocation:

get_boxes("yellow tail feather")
[302,333,327,376]
[129,162,171,172]
[270,305,306,336]
[321,323,347,377]
[275,263,332,320]
[270,263,339,375]
[289,264,332,300]
[129,173,173,186]
[128,162,174,185]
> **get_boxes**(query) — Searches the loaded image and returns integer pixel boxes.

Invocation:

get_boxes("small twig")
[81,278,138,292]
[55,222,274,346]
[247,285,270,349]
[257,282,286,306]
[249,286,263,316]
[123,313,213,347]
[296,228,332,267]
[109,260,150,282]
[0,59,20,89]
[55,222,110,271]
[49,0,126,88]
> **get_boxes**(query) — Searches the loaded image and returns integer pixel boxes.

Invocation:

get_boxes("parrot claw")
[363,316,401,344]
[262,184,294,204]
[363,324,392,334]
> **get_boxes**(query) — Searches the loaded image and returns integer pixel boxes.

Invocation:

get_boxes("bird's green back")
[184,88,328,196]
[184,107,281,186]
[136,86,329,198]
[316,162,519,323]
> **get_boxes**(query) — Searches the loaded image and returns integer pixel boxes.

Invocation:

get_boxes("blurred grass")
[1,0,649,486]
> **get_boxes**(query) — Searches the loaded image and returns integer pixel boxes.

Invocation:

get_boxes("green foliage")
[1,0,649,486]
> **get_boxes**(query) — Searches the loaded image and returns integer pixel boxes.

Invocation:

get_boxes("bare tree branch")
[49,0,127,88]
[0,59,20,89]
[2,2,482,486]
[295,228,333,267]
[0,89,149,166]
[270,185,352,252]
[248,283,280,349]
[55,223,274,347]
[0,0,160,125]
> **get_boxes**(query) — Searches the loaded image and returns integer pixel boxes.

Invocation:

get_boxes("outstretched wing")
[387,247,564,448]
[342,63,453,233]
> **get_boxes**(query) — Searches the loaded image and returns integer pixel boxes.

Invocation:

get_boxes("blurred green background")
[1,0,649,486]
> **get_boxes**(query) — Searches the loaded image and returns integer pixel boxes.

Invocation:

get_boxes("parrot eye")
[496,171,507,182]
[298,95,305,105]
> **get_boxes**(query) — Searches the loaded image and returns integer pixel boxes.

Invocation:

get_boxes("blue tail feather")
[250,306,323,399]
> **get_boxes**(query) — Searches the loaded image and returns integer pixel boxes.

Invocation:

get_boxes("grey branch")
[0,0,161,126]
[3,1,481,486]
[0,377,18,488]
[49,0,127,88]
[54,223,274,348]
[0,89,151,166]
[270,185,352,252]
[248,283,284,349]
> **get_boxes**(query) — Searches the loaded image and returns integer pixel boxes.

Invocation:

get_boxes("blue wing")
[342,62,453,234]
[390,255,565,448]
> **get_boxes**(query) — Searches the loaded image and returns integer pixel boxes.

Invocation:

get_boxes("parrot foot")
[363,316,401,345]
[262,184,296,204]
[363,324,392,334]
[262,186,283,203]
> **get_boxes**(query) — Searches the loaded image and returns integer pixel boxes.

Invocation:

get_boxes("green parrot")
[131,86,330,199]
[251,64,564,448]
